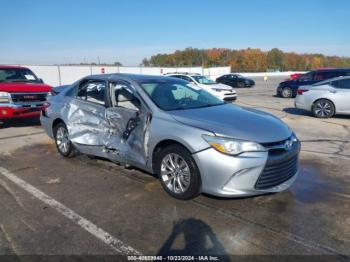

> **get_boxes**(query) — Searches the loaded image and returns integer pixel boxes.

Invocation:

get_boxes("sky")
[1,0,350,65]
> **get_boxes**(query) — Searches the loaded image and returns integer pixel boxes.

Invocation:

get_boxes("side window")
[315,72,338,81]
[77,81,106,106]
[298,72,313,81]
[111,81,140,111]
[333,79,350,89]
[314,72,327,81]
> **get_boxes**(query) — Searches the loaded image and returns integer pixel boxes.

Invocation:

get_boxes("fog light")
[1,110,8,115]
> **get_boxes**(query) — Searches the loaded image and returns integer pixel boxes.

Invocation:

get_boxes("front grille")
[255,139,300,190]
[11,93,47,103]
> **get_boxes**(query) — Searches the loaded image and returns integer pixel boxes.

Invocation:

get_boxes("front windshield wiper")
[186,103,225,110]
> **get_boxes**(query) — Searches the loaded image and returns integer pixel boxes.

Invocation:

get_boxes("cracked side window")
[77,81,107,106]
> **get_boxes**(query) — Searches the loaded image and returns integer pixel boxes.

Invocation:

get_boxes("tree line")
[141,48,350,72]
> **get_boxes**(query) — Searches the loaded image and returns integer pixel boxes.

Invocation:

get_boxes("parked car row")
[275,68,350,118]
[276,68,350,98]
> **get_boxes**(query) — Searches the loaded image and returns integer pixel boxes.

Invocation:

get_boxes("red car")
[0,65,51,122]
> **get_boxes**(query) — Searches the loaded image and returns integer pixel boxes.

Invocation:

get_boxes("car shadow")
[0,118,41,129]
[157,218,229,259]
[284,107,350,119]
[283,107,313,116]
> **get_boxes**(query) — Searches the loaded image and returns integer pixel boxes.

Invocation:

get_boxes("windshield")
[139,80,224,111]
[0,68,40,83]
[192,75,216,85]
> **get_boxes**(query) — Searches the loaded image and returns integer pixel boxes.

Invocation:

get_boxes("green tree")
[267,48,284,71]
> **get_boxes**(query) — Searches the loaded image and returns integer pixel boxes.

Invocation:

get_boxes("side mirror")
[39,78,44,83]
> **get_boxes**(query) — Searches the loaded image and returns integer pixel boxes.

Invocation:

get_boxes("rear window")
[332,79,350,89]
[0,68,39,83]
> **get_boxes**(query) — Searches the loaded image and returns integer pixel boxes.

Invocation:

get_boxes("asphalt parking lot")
[0,76,349,259]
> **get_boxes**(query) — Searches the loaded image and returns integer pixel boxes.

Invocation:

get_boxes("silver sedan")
[295,76,350,118]
[41,73,300,200]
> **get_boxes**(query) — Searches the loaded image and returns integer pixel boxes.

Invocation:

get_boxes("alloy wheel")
[161,153,191,194]
[56,126,70,154]
[314,101,332,118]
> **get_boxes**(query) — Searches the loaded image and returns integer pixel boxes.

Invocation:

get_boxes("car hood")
[0,82,52,93]
[169,104,292,143]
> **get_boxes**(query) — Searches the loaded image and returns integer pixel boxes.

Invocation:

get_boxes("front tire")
[281,87,293,98]
[312,99,335,118]
[155,145,201,200]
[54,122,75,157]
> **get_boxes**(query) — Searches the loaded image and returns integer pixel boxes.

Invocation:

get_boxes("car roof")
[311,68,350,73]
[88,73,188,83]
[0,65,29,70]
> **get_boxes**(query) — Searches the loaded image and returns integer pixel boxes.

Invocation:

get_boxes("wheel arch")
[151,139,192,174]
[52,118,66,134]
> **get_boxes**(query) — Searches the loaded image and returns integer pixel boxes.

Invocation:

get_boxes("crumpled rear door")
[63,80,108,147]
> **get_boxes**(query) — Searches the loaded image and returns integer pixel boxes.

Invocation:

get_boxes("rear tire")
[155,145,201,200]
[54,122,75,157]
[281,87,293,98]
[312,99,335,118]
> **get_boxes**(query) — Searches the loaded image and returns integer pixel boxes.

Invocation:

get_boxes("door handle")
[330,90,337,94]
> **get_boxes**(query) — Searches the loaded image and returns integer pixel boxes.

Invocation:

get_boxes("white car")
[166,73,237,101]
[295,76,350,118]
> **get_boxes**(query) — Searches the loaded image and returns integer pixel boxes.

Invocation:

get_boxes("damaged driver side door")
[103,80,151,167]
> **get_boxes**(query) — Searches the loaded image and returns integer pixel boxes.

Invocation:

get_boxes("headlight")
[0,92,11,103]
[202,134,266,156]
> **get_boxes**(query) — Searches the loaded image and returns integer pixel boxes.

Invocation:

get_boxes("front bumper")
[0,103,47,119]
[223,94,237,102]
[216,92,237,102]
[192,141,300,197]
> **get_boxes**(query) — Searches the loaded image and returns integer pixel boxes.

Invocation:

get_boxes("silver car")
[41,74,300,200]
[295,76,350,118]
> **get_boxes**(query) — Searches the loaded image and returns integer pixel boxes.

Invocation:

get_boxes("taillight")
[297,89,309,95]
